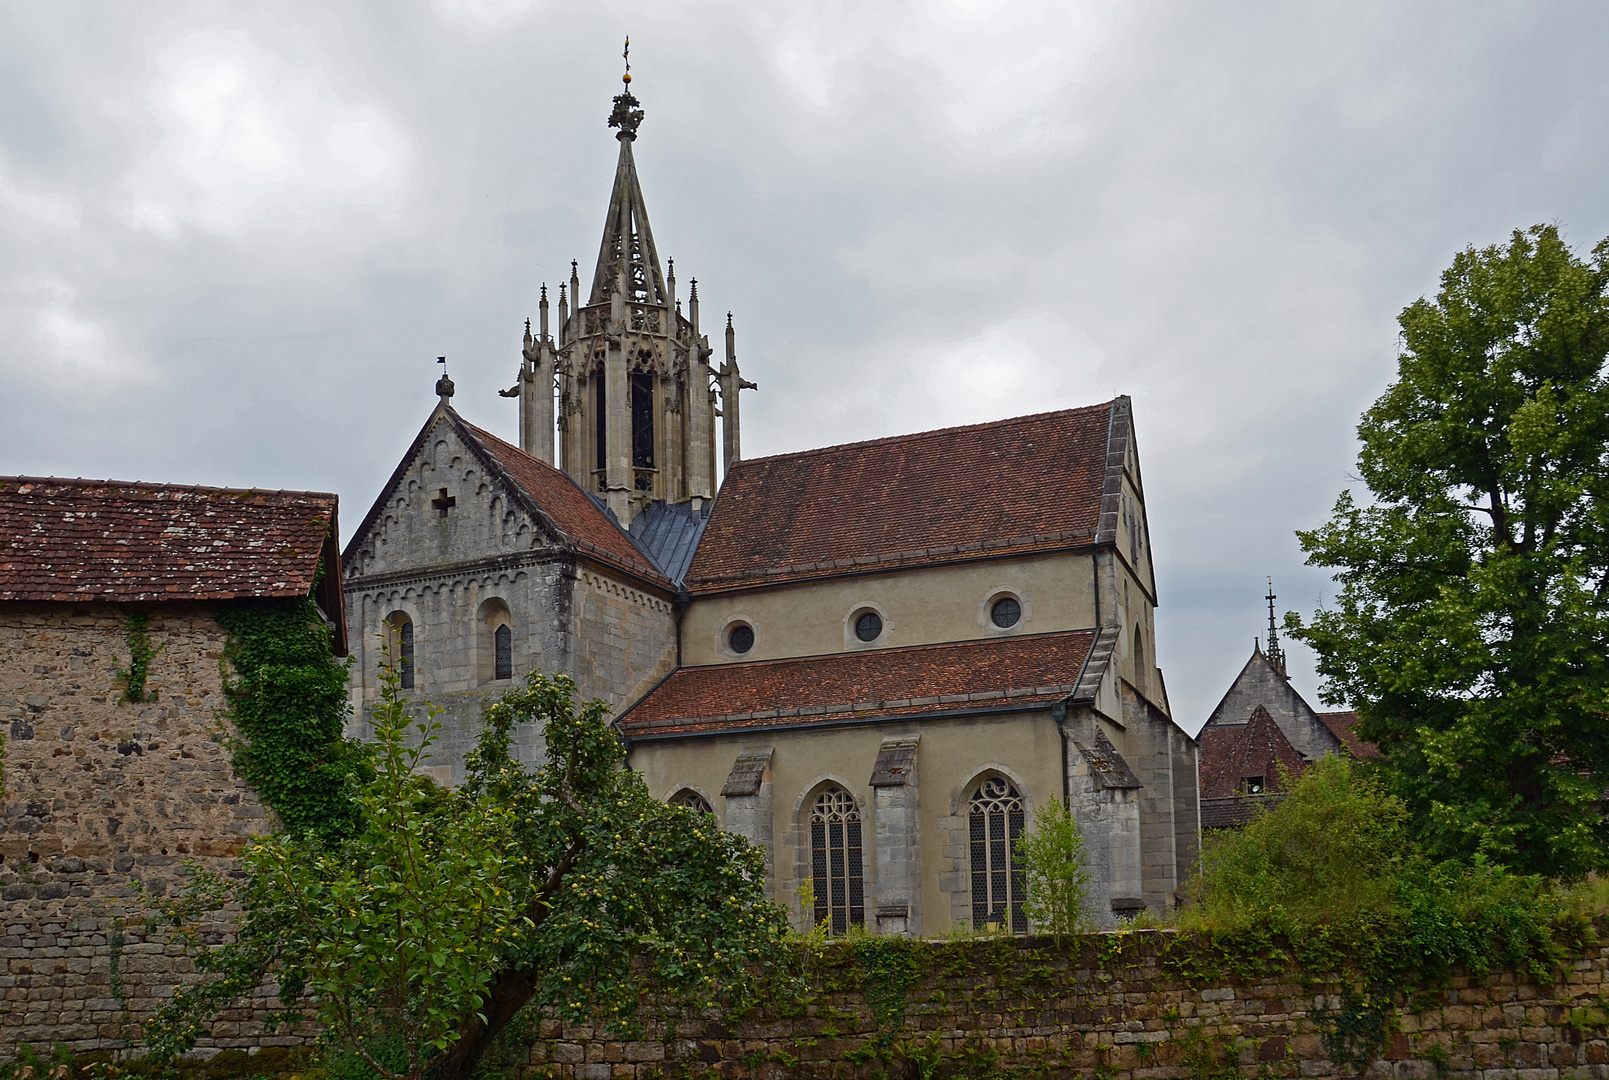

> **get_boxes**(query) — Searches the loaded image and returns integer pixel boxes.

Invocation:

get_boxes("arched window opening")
[478,597,514,684]
[494,624,512,681]
[670,789,713,814]
[970,777,1026,932]
[385,613,415,689]
[1134,625,1147,694]
[810,786,865,934]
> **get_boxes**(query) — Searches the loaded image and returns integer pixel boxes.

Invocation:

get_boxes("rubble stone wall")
[0,602,308,1055]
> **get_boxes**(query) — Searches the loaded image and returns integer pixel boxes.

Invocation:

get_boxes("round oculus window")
[854,611,883,642]
[990,596,1022,628]
[728,623,755,654]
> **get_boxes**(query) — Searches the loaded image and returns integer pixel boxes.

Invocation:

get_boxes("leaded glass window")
[810,786,864,934]
[494,624,512,680]
[969,777,1026,931]
[398,620,415,690]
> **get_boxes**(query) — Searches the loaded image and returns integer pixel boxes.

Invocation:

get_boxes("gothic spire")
[590,37,665,307]
[1265,577,1287,677]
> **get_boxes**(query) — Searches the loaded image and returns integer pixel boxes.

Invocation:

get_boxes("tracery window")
[810,786,865,933]
[671,789,714,814]
[969,777,1027,932]
[494,624,512,681]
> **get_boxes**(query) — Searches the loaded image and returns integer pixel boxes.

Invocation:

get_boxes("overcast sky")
[4,2,1606,731]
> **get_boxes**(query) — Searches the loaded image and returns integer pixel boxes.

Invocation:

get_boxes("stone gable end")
[345,419,561,581]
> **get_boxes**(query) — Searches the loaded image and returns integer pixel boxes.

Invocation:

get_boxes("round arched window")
[854,611,883,642]
[990,596,1022,628]
[728,623,755,654]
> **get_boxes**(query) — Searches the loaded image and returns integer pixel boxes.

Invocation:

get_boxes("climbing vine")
[217,594,371,842]
[117,611,162,703]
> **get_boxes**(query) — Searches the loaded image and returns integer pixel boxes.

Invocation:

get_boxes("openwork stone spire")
[591,38,665,306]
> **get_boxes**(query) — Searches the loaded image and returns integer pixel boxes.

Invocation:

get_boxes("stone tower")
[511,52,755,527]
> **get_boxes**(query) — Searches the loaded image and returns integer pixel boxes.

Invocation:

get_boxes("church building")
[341,69,1200,931]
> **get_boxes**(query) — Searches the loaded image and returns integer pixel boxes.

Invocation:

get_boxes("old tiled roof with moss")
[684,403,1121,592]
[0,477,342,636]
[618,629,1097,739]
[1318,710,1380,759]
[1199,704,1309,798]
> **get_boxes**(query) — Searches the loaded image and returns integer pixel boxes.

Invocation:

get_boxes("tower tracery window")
[969,777,1027,932]
[809,786,865,934]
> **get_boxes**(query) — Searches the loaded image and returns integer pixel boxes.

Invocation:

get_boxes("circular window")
[728,623,755,654]
[854,611,883,642]
[990,596,1022,628]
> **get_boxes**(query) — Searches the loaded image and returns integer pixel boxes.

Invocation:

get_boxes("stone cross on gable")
[431,488,456,513]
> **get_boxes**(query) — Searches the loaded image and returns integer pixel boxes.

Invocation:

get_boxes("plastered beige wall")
[629,709,1063,935]
[681,554,1100,667]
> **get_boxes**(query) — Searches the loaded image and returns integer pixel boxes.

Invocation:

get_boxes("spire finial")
[435,355,454,401]
[1265,577,1286,677]
[607,38,644,140]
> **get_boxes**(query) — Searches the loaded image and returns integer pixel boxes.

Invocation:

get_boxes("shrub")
[1015,799,1094,940]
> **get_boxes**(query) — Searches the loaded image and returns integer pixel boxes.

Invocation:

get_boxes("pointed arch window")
[969,777,1026,932]
[810,786,865,934]
[670,789,713,815]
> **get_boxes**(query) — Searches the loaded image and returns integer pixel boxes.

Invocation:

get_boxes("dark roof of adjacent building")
[684,401,1126,592]
[0,476,345,651]
[628,500,712,586]
[1318,710,1379,759]
[1201,794,1285,829]
[1199,704,1307,798]
[343,406,669,590]
[618,629,1097,739]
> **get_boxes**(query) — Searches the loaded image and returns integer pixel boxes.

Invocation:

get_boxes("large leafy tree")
[148,669,792,1080]
[1290,224,1609,878]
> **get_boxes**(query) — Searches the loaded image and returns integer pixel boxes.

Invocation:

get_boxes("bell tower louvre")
[508,42,756,527]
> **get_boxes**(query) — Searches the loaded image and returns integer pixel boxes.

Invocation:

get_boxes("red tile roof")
[685,403,1118,592]
[0,476,340,608]
[619,630,1097,738]
[1318,710,1380,759]
[457,418,666,586]
[1199,705,1308,798]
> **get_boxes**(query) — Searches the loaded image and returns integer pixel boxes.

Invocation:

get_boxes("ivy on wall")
[217,596,371,842]
[118,612,162,704]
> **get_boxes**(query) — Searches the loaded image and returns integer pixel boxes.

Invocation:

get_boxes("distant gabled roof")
[1318,710,1380,759]
[0,476,344,651]
[342,406,669,590]
[684,401,1127,592]
[1199,704,1308,798]
[618,630,1097,739]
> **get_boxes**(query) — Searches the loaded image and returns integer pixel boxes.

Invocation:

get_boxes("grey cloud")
[2,0,1606,729]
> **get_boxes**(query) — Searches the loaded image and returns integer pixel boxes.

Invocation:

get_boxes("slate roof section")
[1199,705,1308,798]
[1319,710,1380,759]
[629,500,712,586]
[685,402,1120,592]
[0,476,345,651]
[618,630,1096,738]
[1200,794,1285,829]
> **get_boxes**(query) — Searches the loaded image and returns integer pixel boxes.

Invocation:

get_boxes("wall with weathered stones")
[0,602,306,1056]
[506,934,1609,1080]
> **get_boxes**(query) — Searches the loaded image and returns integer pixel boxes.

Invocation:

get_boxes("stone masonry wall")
[510,934,1609,1080]
[0,602,310,1056]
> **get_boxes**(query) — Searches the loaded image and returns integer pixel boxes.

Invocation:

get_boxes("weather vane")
[608,35,644,138]
[623,36,630,84]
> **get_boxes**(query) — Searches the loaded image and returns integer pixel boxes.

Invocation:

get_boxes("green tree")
[148,665,792,1080]
[1289,224,1609,877]
[1015,800,1093,939]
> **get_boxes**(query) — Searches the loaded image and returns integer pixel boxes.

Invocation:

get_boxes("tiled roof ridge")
[622,684,1082,734]
[727,401,1116,471]
[0,475,336,500]
[688,527,1099,590]
[455,418,672,589]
